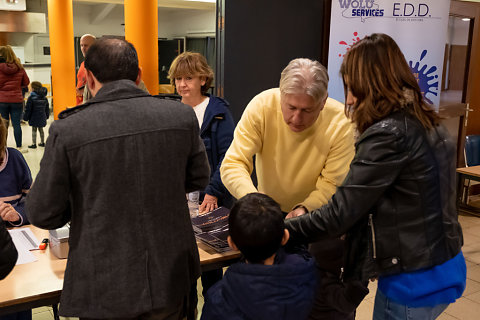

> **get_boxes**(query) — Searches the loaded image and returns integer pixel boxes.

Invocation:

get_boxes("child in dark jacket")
[201,193,317,320]
[23,81,49,149]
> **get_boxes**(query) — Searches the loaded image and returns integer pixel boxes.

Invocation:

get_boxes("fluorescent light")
[462,18,471,22]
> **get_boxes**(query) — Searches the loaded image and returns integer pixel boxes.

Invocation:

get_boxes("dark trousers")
[0,310,32,320]
[31,127,45,145]
[0,103,23,147]
[308,238,355,320]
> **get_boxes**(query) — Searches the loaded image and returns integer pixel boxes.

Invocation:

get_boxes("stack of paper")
[8,228,39,265]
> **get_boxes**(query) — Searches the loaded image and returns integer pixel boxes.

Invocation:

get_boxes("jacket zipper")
[368,214,377,259]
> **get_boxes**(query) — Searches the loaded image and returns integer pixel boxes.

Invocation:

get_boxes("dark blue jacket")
[201,249,316,320]
[24,87,49,127]
[200,95,235,208]
[1,148,32,226]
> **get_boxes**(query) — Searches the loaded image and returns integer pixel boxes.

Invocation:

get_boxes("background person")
[168,51,235,312]
[169,51,234,213]
[0,119,32,227]
[0,45,30,152]
[23,81,49,149]
[0,115,32,320]
[26,38,210,320]
[221,58,361,319]
[285,33,466,320]
[76,34,96,105]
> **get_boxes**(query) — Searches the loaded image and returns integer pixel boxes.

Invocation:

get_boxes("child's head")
[228,193,289,264]
[30,81,43,92]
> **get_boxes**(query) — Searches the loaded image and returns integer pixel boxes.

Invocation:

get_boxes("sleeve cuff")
[8,212,24,227]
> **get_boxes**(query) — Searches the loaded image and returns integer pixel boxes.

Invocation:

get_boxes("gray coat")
[26,80,210,318]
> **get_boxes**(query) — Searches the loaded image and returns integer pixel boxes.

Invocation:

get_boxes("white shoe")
[16,147,28,153]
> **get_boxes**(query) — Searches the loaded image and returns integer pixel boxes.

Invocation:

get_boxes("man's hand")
[199,194,218,214]
[286,206,307,219]
[0,202,20,223]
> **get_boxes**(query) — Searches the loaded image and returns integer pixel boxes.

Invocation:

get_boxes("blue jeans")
[0,102,23,147]
[373,289,449,320]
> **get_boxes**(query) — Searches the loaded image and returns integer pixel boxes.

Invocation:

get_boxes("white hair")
[279,58,329,106]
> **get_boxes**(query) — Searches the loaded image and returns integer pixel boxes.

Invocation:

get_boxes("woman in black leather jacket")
[285,33,465,320]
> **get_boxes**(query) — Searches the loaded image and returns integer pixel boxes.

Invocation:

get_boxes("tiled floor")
[5,119,51,177]
[7,121,480,319]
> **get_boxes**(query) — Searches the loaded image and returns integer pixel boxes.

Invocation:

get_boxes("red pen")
[39,238,49,250]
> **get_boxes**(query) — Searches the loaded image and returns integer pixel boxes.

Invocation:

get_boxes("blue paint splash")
[409,50,438,105]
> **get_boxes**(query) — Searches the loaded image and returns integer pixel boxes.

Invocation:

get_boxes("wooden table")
[457,165,480,215]
[0,226,240,316]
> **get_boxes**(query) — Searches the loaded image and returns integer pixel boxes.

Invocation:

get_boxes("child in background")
[201,193,317,320]
[23,81,49,149]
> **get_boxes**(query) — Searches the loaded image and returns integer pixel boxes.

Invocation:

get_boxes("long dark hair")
[340,33,439,134]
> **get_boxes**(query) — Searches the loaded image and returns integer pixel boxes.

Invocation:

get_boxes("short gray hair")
[279,58,329,106]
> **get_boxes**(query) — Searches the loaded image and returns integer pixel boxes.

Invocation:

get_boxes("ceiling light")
[462,18,471,22]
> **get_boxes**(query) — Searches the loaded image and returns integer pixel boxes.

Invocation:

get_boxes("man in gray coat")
[26,38,210,319]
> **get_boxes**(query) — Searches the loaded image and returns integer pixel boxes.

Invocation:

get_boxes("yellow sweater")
[220,88,355,212]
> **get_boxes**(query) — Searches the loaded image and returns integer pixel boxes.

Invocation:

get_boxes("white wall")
[0,0,26,11]
[7,2,215,65]
[70,4,215,38]
[447,16,470,46]
[72,3,125,37]
[162,9,216,38]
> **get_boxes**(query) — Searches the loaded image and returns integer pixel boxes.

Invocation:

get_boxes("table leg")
[52,304,59,320]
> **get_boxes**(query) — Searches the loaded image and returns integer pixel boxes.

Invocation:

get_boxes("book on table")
[191,207,230,253]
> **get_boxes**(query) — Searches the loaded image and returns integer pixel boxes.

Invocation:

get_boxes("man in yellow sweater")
[220,58,357,319]
[221,58,354,216]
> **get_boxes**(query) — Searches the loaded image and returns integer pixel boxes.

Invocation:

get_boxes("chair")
[462,135,480,205]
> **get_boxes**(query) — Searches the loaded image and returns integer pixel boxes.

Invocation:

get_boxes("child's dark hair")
[31,81,43,91]
[229,193,285,264]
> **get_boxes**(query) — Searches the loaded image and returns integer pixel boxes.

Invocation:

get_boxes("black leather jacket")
[286,111,463,281]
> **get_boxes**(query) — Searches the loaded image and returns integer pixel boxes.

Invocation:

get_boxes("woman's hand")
[199,194,218,214]
[0,202,21,223]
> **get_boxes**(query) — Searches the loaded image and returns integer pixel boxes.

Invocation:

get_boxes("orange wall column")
[124,0,159,95]
[47,0,76,119]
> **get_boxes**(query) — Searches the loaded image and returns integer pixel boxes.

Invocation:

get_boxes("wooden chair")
[462,135,480,205]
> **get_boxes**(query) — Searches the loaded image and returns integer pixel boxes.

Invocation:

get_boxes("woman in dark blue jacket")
[168,52,234,212]
[168,52,235,312]
[23,81,49,148]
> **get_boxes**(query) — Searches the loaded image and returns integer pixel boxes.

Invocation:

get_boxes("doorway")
[439,13,474,167]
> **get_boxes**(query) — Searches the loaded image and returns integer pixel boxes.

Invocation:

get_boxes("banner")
[327,0,451,108]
